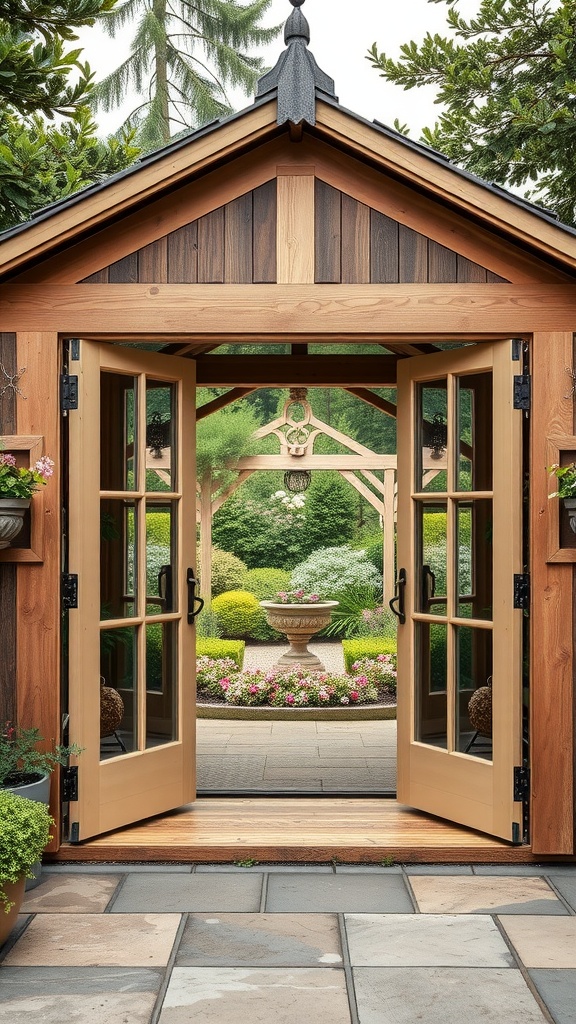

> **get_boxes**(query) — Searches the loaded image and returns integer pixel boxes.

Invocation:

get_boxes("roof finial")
[256,0,336,128]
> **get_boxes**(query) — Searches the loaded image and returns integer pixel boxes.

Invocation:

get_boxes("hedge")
[196,638,245,669]
[342,636,397,672]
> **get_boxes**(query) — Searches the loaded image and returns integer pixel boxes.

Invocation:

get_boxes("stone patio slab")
[21,873,120,914]
[498,916,576,968]
[159,967,351,1024]
[528,970,576,1024]
[410,876,567,914]
[176,913,342,966]
[3,913,180,967]
[547,874,576,911]
[345,914,514,967]
[265,873,414,913]
[352,967,548,1024]
[110,872,263,912]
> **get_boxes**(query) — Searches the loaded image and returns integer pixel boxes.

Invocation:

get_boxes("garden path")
[196,643,397,794]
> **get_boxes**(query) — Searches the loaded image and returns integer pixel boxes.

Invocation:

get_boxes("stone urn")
[0,498,30,549]
[259,600,339,671]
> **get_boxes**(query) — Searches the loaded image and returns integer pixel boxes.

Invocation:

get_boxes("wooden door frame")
[8,324,574,856]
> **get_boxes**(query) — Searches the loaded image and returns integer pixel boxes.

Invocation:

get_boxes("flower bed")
[196,653,396,709]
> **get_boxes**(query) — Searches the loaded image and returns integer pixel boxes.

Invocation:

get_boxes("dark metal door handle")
[186,567,204,623]
[422,563,436,607]
[158,564,173,611]
[389,567,407,624]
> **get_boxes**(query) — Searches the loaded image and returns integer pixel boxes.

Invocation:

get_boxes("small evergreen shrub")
[342,637,397,672]
[291,545,382,598]
[0,791,54,912]
[209,548,248,596]
[196,639,245,669]
[211,590,270,640]
[243,567,291,600]
[364,539,383,575]
[195,607,223,639]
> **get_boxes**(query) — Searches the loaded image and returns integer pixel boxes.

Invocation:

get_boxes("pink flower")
[0,453,16,467]
[285,694,295,704]
[308,593,320,602]
[319,691,329,701]
[249,685,259,694]
[220,679,230,691]
[350,691,359,702]
[35,456,54,479]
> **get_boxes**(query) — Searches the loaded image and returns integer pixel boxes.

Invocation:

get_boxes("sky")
[77,0,472,138]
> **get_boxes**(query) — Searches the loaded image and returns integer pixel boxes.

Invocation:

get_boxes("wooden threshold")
[50,797,570,864]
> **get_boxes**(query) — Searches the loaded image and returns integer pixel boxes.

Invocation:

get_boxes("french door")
[67,342,197,840]
[396,342,524,842]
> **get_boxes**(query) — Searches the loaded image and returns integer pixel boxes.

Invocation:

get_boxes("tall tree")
[367,0,576,225]
[92,0,281,150]
[0,1,139,230]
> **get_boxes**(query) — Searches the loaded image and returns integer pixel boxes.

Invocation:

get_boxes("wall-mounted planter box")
[0,435,45,563]
[546,435,576,561]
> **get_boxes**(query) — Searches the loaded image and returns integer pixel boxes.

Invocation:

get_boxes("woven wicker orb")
[100,679,124,737]
[468,681,492,737]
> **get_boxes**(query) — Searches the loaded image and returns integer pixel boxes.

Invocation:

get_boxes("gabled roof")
[2,0,576,279]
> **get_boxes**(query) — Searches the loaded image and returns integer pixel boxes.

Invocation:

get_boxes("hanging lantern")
[424,413,448,461]
[284,468,312,493]
[146,411,169,459]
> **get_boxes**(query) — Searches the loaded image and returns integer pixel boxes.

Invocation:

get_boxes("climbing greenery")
[368,0,576,225]
[0,791,54,912]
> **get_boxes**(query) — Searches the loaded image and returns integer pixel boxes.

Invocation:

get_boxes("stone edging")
[197,702,397,722]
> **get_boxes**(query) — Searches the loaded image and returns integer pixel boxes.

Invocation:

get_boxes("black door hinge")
[513,573,530,609]
[61,573,78,609]
[62,765,79,802]
[60,374,78,411]
[69,821,80,843]
[513,374,531,410]
[513,765,530,802]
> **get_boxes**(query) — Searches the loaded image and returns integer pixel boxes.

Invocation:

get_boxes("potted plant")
[0,450,54,548]
[260,590,339,670]
[548,462,576,532]
[1,722,82,888]
[0,790,54,946]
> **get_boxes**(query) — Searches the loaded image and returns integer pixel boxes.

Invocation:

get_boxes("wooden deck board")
[52,798,572,864]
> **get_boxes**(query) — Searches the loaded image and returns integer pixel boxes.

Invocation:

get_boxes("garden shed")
[0,0,575,862]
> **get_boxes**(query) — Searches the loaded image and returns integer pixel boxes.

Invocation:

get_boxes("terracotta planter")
[259,601,339,670]
[0,875,26,946]
[0,498,30,549]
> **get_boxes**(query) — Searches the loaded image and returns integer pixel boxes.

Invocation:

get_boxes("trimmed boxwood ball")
[211,590,270,640]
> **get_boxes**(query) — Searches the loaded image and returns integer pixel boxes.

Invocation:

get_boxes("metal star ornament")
[0,364,27,400]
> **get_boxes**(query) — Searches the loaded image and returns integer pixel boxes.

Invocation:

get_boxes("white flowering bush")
[196,656,397,707]
[291,545,382,598]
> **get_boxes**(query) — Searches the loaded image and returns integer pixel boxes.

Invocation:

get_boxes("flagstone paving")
[2,863,575,1024]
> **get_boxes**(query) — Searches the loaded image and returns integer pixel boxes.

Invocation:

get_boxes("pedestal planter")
[0,498,29,549]
[259,601,339,670]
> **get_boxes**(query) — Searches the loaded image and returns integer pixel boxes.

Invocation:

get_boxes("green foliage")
[197,406,260,494]
[0,791,54,910]
[209,548,248,596]
[195,606,224,639]
[0,723,82,787]
[212,492,309,571]
[0,107,139,230]
[291,546,383,599]
[197,663,382,707]
[243,566,291,600]
[196,638,245,668]
[211,589,274,640]
[548,462,576,498]
[321,585,380,639]
[367,0,576,225]
[302,473,357,552]
[91,0,282,149]
[364,538,383,575]
[342,637,397,673]
[145,511,171,546]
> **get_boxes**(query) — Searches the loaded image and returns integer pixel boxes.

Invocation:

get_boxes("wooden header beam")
[195,355,397,387]
[3,284,576,334]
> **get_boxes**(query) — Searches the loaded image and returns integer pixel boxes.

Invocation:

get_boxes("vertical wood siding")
[315,180,509,284]
[83,181,277,285]
[0,333,17,723]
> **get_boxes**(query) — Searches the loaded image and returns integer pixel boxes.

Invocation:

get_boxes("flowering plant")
[0,453,54,500]
[0,722,82,788]
[273,589,323,604]
[196,655,397,708]
[548,463,576,499]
